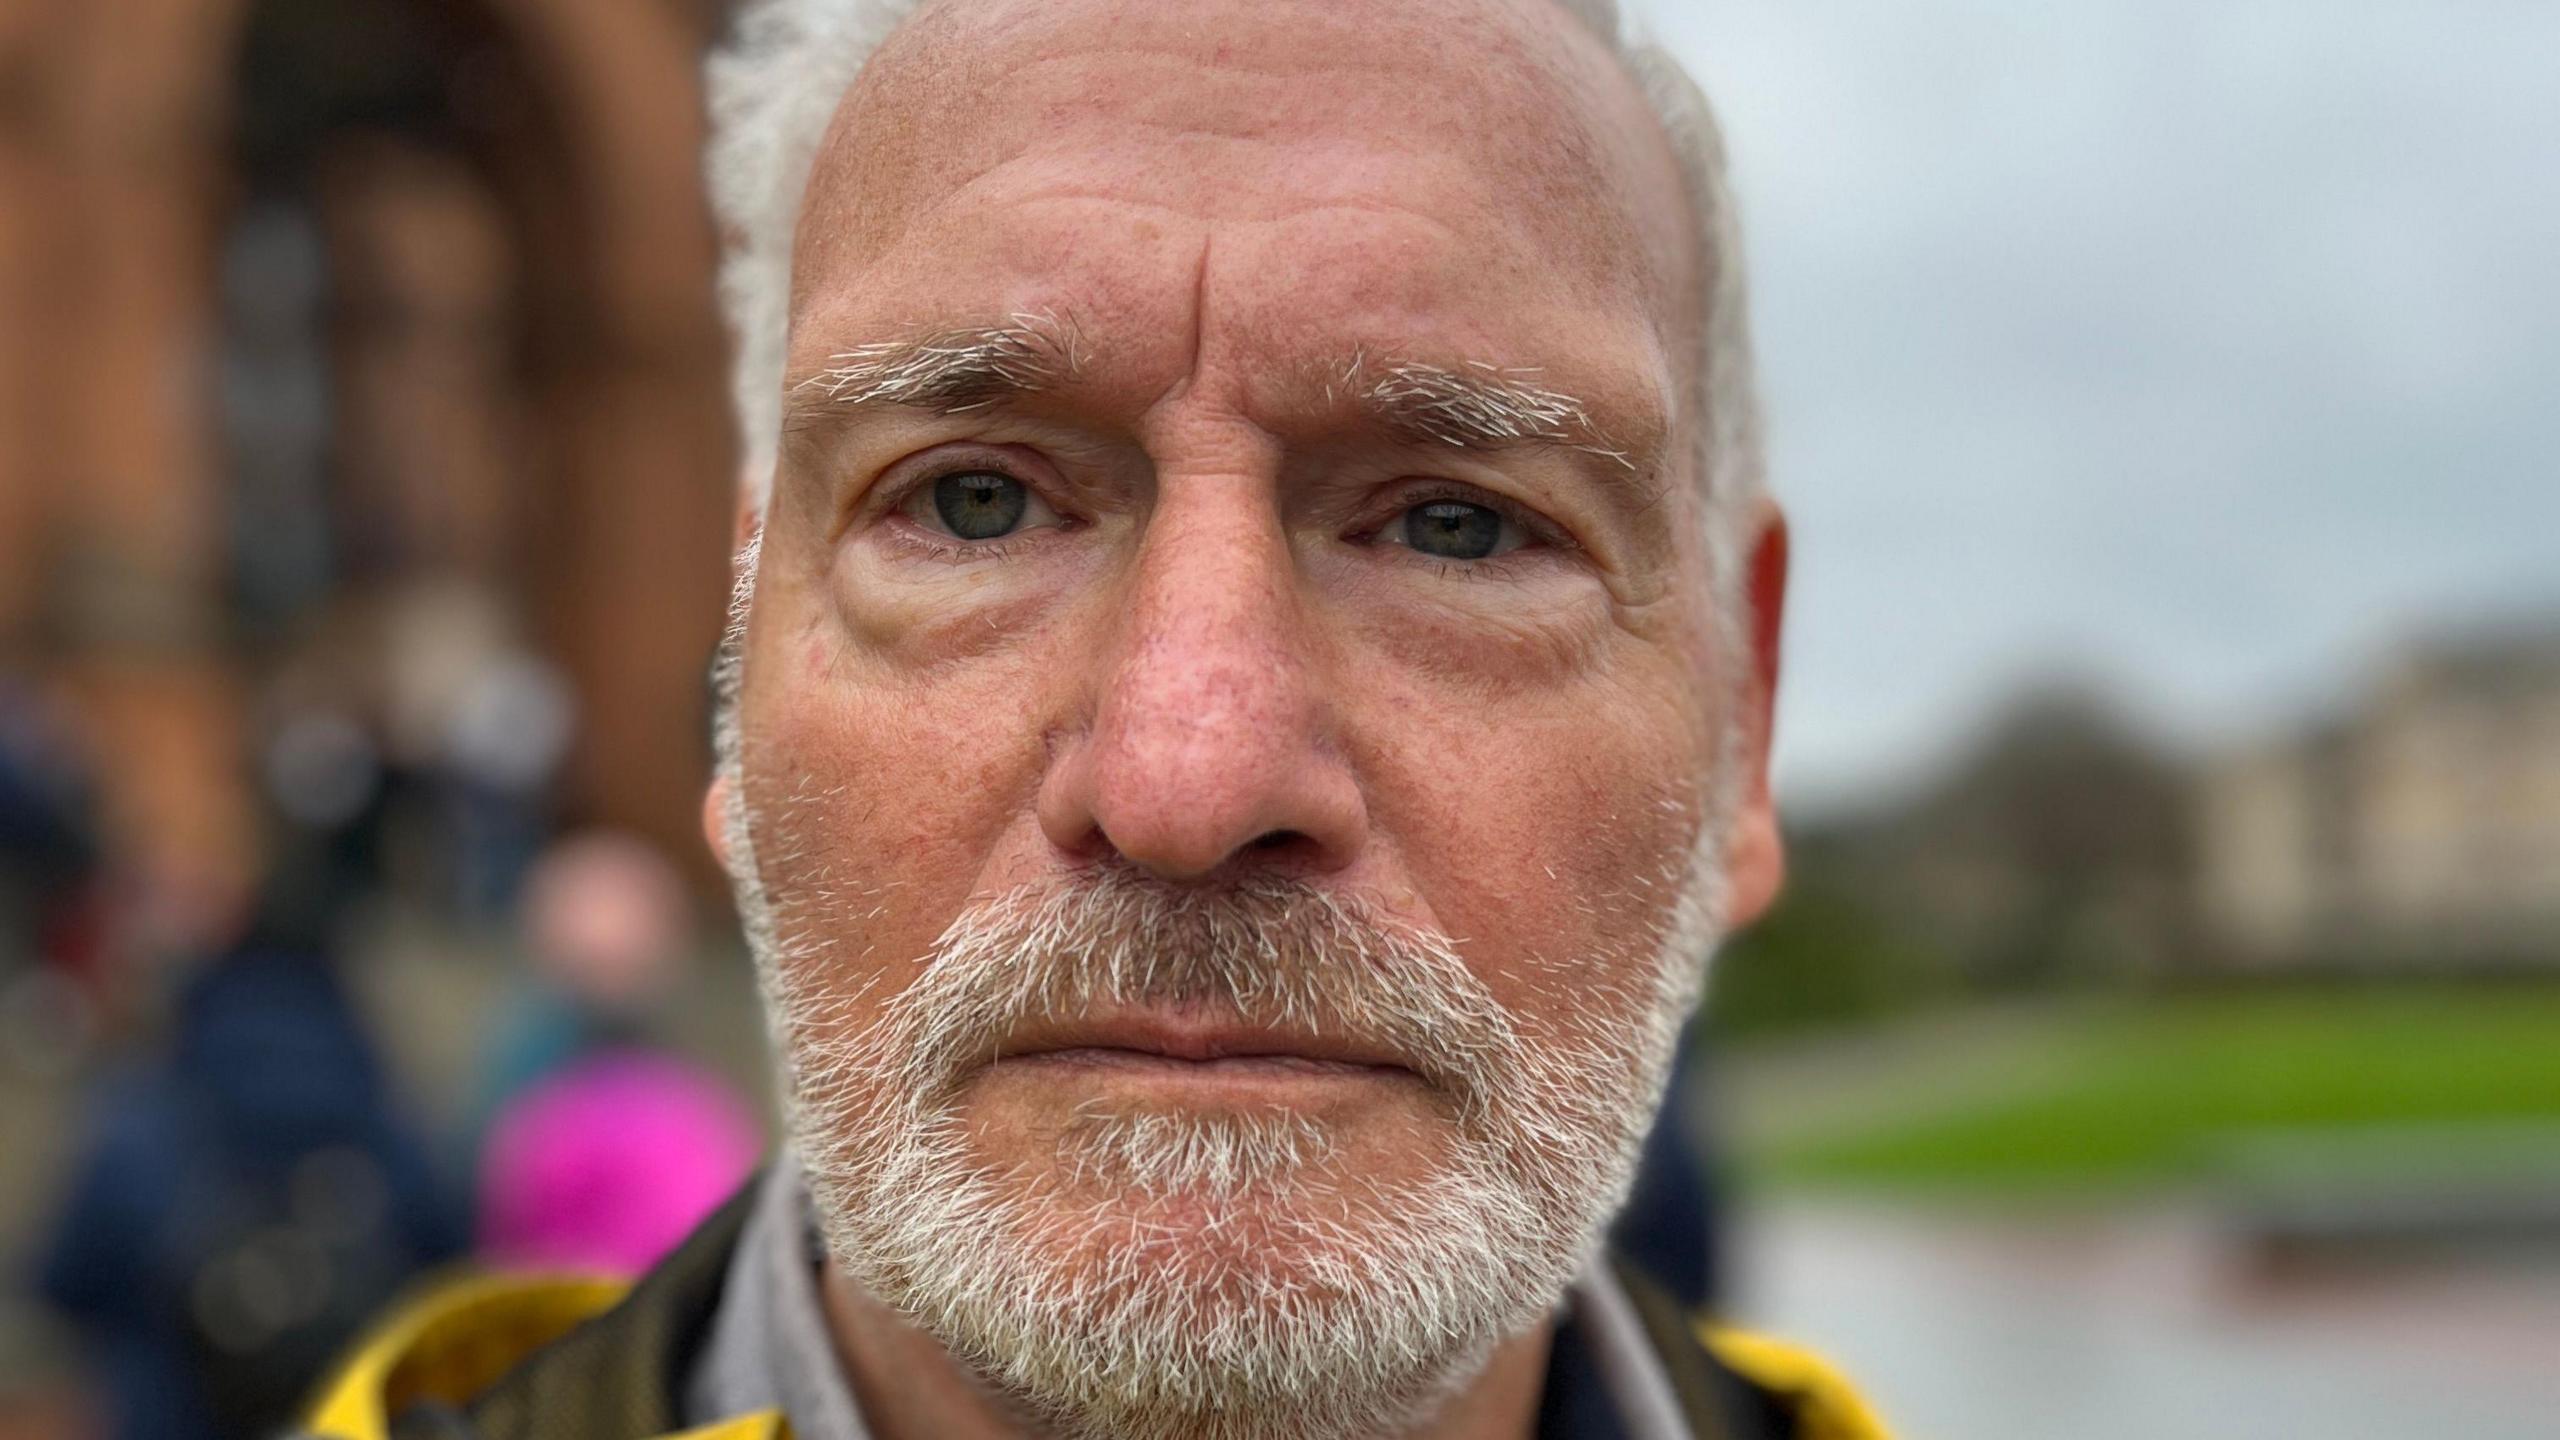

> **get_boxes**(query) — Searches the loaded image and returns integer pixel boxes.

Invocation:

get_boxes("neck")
[819,1266,1554,1440]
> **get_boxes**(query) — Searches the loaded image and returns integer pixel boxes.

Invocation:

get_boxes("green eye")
[1402,500,1506,560]
[933,472,1030,540]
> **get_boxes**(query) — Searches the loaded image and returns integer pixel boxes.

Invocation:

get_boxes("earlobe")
[702,773,735,874]
[1722,800,1786,931]
[1719,503,1790,931]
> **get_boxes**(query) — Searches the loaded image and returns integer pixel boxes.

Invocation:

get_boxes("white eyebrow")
[786,322,1650,489]
[787,310,1079,423]
[1352,356,1636,473]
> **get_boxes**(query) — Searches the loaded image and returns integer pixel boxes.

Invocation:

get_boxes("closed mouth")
[989,1010,1420,1086]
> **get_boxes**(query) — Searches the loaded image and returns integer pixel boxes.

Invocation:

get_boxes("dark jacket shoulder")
[306,1185,1887,1440]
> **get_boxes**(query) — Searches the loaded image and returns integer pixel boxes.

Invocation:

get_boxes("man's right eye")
[908,470,1060,542]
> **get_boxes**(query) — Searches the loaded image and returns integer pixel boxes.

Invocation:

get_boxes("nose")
[1036,478,1368,882]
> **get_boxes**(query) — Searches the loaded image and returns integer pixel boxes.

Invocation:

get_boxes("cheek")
[1355,665,1709,1026]
[738,619,1062,1011]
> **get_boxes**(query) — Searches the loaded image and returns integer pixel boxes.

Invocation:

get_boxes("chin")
[982,1102,1465,1301]
[805,1103,1571,1440]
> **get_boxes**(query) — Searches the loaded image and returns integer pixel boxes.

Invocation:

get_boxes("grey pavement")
[1731,1199,2560,1440]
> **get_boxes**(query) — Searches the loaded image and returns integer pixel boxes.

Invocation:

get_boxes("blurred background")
[0,0,2551,1436]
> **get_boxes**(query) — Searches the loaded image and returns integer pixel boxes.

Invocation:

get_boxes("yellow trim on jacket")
[310,1272,1887,1440]
[1703,1325,1894,1440]
[304,1271,785,1440]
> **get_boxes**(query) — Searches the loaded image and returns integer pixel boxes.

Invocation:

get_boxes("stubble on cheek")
[1422,742,1714,1020]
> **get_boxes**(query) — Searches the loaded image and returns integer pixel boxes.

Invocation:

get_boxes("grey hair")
[705,0,1769,592]
[1359,357,1637,473]
[794,310,1077,415]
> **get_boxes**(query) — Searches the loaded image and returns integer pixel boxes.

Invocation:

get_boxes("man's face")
[720,0,1778,1433]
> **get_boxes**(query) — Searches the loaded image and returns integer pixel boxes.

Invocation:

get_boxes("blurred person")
[0,680,107,1074]
[468,831,695,1123]
[470,833,759,1274]
[436,652,575,921]
[306,3,1888,1439]
[30,696,461,1440]
[0,683,97,940]
[476,1051,763,1277]
[376,586,575,922]
[32,910,463,1440]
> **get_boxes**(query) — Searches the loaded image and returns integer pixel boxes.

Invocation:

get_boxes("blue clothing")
[1612,1032,1725,1310]
[33,946,464,1440]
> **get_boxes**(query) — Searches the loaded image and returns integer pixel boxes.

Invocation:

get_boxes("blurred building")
[0,0,738,904]
[2200,625,2560,968]
[1756,624,2560,998]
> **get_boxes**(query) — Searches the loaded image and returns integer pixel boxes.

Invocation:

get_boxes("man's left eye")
[1396,500,1524,561]
[902,469,1064,542]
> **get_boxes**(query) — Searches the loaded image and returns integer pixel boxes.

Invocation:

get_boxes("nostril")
[1234,827,1349,878]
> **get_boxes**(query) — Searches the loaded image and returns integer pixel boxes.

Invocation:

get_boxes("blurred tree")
[1709,866,1954,1038]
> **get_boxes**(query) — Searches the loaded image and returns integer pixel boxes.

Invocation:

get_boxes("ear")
[704,484,765,876]
[702,771,735,874]
[1718,501,1789,931]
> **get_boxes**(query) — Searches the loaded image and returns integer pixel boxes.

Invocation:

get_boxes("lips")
[991,1009,1417,1078]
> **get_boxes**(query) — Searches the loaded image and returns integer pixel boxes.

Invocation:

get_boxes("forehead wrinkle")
[1004,39,1427,88]
[819,0,1671,283]
[979,177,1471,243]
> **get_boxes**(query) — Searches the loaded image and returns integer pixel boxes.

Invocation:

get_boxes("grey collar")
[684,1160,1693,1440]
[683,1152,871,1439]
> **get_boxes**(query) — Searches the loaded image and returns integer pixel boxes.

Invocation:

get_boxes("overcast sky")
[1647,0,2560,809]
